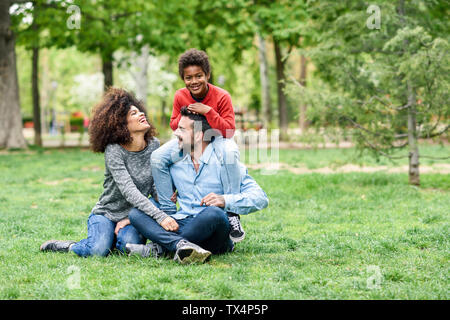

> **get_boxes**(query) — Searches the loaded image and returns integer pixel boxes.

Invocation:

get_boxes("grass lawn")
[0,145,449,299]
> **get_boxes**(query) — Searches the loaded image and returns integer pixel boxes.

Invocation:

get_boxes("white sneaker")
[174,240,211,264]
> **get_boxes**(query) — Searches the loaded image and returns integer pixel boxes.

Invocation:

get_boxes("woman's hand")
[187,103,211,115]
[161,216,179,232]
[115,218,131,235]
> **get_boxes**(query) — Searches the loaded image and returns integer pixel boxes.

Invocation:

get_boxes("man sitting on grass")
[126,107,268,264]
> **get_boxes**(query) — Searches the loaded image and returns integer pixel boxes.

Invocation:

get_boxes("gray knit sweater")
[91,138,169,224]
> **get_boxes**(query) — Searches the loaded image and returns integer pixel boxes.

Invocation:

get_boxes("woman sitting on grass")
[40,88,171,257]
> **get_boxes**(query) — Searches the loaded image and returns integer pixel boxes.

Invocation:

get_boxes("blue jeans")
[70,213,146,257]
[129,199,234,255]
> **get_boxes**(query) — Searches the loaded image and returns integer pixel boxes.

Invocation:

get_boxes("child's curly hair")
[178,48,211,80]
[89,88,157,153]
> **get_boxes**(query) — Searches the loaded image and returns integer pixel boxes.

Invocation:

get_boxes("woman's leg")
[70,214,116,257]
[115,224,146,253]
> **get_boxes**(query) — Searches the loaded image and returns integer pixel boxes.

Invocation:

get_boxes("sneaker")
[174,240,211,264]
[125,242,164,258]
[40,240,75,252]
[227,213,245,243]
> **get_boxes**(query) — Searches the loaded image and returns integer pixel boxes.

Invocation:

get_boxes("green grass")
[240,143,450,169]
[0,146,449,299]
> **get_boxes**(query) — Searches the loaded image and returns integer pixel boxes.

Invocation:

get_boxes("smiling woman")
[88,87,157,153]
[40,88,169,258]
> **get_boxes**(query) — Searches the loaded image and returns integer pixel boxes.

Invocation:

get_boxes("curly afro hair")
[89,88,157,153]
[178,48,211,80]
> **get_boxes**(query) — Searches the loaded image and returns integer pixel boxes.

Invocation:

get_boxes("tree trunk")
[0,1,27,149]
[407,84,420,186]
[161,99,167,126]
[32,45,42,146]
[257,32,271,128]
[299,54,308,132]
[102,51,114,91]
[273,38,288,139]
[398,0,420,185]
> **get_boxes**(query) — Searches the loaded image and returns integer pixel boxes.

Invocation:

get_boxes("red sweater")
[169,84,235,138]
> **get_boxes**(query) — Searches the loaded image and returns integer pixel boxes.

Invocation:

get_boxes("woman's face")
[126,105,150,134]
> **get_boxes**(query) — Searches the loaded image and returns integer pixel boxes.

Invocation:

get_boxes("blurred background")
[1,0,448,185]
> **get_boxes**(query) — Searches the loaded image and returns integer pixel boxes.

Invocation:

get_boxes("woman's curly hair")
[89,88,157,153]
[178,48,211,80]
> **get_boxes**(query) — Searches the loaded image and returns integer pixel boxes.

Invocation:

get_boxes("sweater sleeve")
[204,93,235,138]
[169,95,182,131]
[105,145,169,224]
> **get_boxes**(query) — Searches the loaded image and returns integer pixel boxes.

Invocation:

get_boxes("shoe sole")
[229,232,245,243]
[176,248,212,264]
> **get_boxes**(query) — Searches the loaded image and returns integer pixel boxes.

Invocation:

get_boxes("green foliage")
[291,0,449,158]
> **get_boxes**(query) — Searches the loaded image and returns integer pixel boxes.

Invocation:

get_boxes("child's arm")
[189,94,235,138]
[169,102,182,131]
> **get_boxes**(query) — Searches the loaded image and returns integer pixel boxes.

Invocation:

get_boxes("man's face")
[183,65,210,98]
[174,116,195,151]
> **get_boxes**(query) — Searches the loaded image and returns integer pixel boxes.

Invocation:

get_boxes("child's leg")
[70,213,115,257]
[151,138,182,214]
[227,212,245,242]
[212,137,246,242]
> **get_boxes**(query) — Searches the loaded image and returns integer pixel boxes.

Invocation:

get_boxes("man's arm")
[222,169,269,215]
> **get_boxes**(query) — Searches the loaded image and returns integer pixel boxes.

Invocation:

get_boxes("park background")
[0,0,448,299]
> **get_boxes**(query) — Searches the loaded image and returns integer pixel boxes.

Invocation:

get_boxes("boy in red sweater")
[151,49,245,242]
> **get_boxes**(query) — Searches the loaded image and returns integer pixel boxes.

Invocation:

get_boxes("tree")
[0,0,29,149]
[249,0,311,138]
[302,0,449,185]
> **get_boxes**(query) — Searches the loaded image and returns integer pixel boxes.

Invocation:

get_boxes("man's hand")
[187,103,211,115]
[200,193,225,208]
[161,216,179,232]
[115,218,130,235]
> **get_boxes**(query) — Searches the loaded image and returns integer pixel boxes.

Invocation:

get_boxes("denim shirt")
[212,136,269,214]
[170,138,269,217]
[170,143,225,217]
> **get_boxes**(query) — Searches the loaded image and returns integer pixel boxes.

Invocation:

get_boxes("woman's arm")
[105,145,169,224]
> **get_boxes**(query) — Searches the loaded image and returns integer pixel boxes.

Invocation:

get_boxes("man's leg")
[180,206,234,254]
[128,207,185,252]
[70,214,115,257]
[151,138,182,214]
[129,206,211,263]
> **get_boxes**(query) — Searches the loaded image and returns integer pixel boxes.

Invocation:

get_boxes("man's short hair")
[180,106,213,135]
[178,49,211,80]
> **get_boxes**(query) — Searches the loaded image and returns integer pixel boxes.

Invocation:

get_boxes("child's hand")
[170,191,178,203]
[187,103,211,115]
